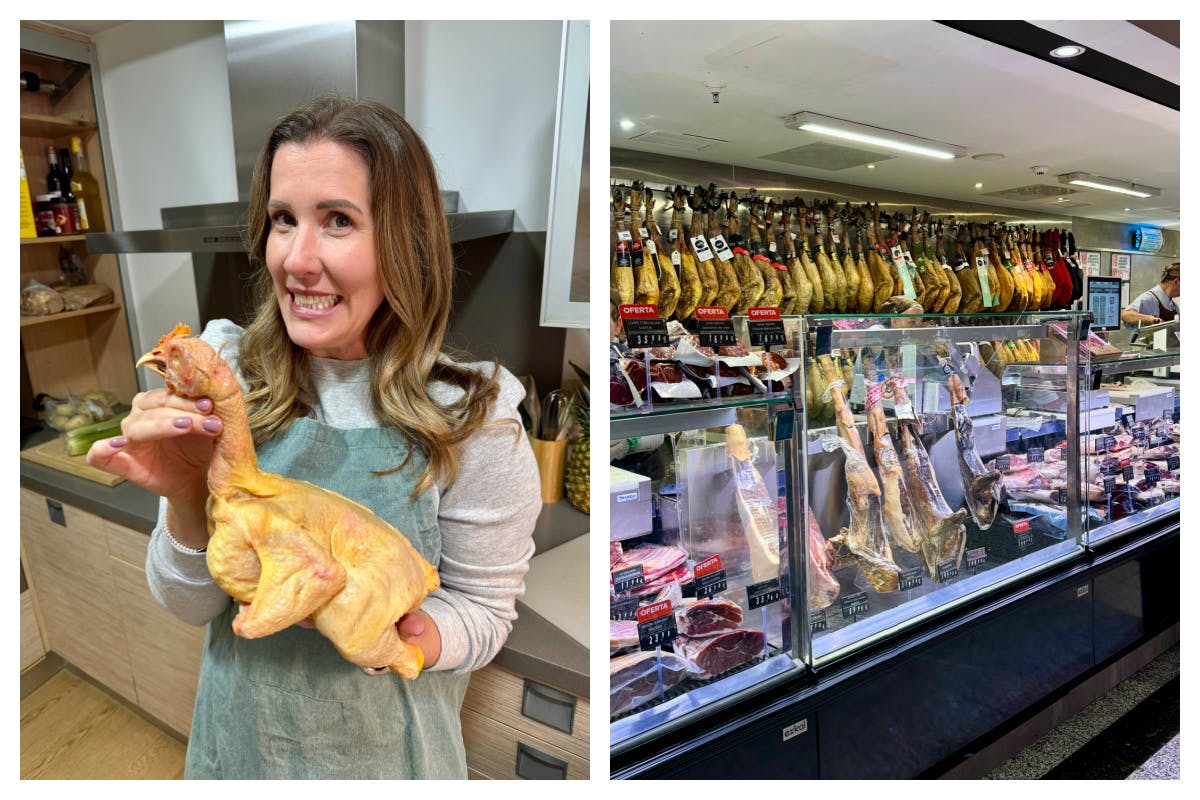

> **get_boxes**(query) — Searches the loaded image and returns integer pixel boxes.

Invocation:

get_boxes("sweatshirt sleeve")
[420,367,542,673]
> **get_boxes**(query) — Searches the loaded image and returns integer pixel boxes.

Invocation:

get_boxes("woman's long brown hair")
[239,95,502,494]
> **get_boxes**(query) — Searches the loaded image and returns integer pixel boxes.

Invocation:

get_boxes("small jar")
[34,194,59,237]
[50,192,76,234]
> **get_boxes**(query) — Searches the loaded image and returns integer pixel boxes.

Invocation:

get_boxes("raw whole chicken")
[137,325,440,678]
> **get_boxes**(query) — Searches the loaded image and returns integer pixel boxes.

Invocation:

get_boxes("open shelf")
[20,303,122,328]
[20,111,97,138]
[22,234,87,246]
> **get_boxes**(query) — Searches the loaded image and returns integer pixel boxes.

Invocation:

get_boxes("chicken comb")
[156,323,192,347]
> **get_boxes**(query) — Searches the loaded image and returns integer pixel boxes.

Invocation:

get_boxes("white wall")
[93,21,237,369]
[92,20,564,369]
[405,21,562,232]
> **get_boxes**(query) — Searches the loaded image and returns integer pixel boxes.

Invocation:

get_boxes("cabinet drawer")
[460,706,588,780]
[110,557,205,736]
[105,519,150,567]
[462,664,589,758]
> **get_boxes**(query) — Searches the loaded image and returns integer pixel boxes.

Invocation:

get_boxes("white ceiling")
[611,20,1179,229]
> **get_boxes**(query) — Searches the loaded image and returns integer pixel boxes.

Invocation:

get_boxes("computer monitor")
[1086,276,1124,331]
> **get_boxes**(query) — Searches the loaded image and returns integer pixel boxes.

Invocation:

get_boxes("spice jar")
[34,194,59,236]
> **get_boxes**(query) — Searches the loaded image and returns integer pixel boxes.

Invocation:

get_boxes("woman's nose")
[282,225,321,279]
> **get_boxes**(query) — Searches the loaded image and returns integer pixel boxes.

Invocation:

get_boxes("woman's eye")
[271,211,295,227]
[330,212,352,229]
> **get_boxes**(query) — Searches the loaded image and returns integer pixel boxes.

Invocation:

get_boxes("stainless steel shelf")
[829,324,1049,348]
[1092,353,1180,376]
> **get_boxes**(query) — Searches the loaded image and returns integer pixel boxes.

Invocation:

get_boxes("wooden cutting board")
[20,436,125,487]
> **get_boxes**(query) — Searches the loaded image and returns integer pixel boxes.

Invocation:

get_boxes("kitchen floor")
[21,668,186,779]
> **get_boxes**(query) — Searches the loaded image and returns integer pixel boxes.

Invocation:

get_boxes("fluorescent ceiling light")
[619,118,635,131]
[784,111,966,160]
[1059,171,1160,199]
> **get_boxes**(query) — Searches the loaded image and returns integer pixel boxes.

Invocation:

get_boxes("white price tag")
[690,234,715,262]
[671,250,682,267]
[768,240,777,253]
[617,230,633,241]
[638,227,649,238]
[645,240,657,256]
[709,234,735,262]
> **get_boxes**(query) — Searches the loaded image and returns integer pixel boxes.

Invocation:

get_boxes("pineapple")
[565,362,590,514]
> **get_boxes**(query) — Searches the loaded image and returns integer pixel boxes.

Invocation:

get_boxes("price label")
[809,609,827,634]
[1056,488,1068,505]
[690,234,715,262]
[1122,409,1136,426]
[936,560,959,582]
[1123,464,1135,481]
[996,455,1011,472]
[710,234,735,262]
[748,577,784,610]
[1028,447,1044,463]
[610,597,639,621]
[747,307,786,347]
[1016,529,1035,551]
[1099,436,1117,451]
[1103,475,1117,492]
[612,564,645,594]
[1012,519,1031,533]
[1145,465,1160,485]
[840,591,870,619]
[898,567,924,591]
[636,600,678,650]
[1132,425,1148,442]
[966,547,988,570]
[694,306,737,348]
[619,305,670,349]
[1150,435,1168,448]
[693,555,728,599]
[1167,454,1180,471]
[1115,407,1124,423]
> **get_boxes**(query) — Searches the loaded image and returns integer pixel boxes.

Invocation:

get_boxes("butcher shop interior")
[607,20,1179,779]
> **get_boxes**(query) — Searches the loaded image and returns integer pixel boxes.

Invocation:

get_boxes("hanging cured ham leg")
[883,350,969,578]
[942,357,1004,530]
[862,370,922,554]
[819,355,901,593]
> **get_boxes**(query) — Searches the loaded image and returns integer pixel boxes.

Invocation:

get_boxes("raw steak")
[612,543,688,583]
[610,619,639,656]
[674,629,766,679]
[674,597,744,637]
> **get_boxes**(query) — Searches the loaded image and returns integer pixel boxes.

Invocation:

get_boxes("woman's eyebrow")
[266,199,364,213]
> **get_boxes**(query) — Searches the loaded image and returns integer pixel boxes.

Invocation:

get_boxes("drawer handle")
[515,742,567,780]
[521,680,576,734]
[45,498,66,527]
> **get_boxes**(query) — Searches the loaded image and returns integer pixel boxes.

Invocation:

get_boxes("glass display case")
[609,394,800,748]
[606,311,1143,753]
[1077,340,1180,547]
[799,312,1091,664]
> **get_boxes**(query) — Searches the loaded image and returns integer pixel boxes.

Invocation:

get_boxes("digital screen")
[1087,277,1123,330]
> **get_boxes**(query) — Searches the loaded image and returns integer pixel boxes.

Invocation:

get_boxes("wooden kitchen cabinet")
[20,488,205,738]
[461,663,590,779]
[20,24,138,418]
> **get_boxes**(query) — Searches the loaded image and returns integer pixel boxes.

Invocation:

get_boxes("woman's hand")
[398,609,442,667]
[86,389,223,504]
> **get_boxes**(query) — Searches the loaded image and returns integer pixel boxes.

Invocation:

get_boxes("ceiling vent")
[627,130,727,151]
[760,142,895,170]
[983,184,1082,202]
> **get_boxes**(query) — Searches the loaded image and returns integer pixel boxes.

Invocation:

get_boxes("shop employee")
[1121,262,1180,328]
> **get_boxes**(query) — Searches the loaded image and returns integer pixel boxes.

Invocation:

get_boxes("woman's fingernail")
[195,398,213,413]
[202,417,223,433]
[109,436,127,448]
[173,417,191,429]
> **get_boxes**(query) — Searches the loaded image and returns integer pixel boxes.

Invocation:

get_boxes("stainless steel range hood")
[87,20,513,255]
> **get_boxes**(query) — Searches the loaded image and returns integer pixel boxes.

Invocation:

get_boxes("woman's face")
[265,139,383,360]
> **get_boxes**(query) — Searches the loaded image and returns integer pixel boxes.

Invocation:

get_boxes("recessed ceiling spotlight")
[1124,208,1132,212]
[972,153,1005,161]
[867,164,876,169]
[619,119,635,131]
[974,182,983,189]
[1050,44,1086,58]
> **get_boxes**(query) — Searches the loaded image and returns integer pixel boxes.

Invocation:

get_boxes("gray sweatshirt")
[144,319,541,673]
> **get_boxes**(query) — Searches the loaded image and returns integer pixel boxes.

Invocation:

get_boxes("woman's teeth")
[293,293,341,310]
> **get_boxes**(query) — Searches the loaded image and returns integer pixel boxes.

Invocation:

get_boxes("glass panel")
[799,312,1087,663]
[609,406,795,747]
[1080,326,1180,546]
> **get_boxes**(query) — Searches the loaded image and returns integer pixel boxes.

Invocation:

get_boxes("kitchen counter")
[20,443,590,698]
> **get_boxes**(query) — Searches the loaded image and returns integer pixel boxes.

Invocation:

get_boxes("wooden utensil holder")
[529,436,568,503]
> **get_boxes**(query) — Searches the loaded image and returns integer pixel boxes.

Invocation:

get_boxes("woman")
[87,96,542,778]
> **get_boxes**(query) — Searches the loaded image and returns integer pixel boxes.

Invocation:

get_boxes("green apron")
[185,418,469,779]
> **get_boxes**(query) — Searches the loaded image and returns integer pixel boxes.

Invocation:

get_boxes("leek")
[64,412,129,457]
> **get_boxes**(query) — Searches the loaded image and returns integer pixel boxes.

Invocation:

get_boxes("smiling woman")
[86,95,542,779]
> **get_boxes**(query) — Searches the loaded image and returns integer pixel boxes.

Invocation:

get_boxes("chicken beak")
[136,349,167,378]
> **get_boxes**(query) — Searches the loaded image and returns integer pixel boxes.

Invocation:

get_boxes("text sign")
[695,306,738,348]
[898,567,924,591]
[809,609,827,634]
[612,564,645,594]
[966,547,988,570]
[936,560,960,583]
[748,577,784,610]
[610,597,639,621]
[636,600,678,650]
[840,591,869,618]
[693,555,728,599]
[747,307,786,347]
[622,313,670,349]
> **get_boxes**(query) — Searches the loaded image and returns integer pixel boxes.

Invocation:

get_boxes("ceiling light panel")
[1059,171,1160,198]
[784,111,967,160]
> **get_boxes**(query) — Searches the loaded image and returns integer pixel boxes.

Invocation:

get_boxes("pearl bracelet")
[164,519,206,554]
